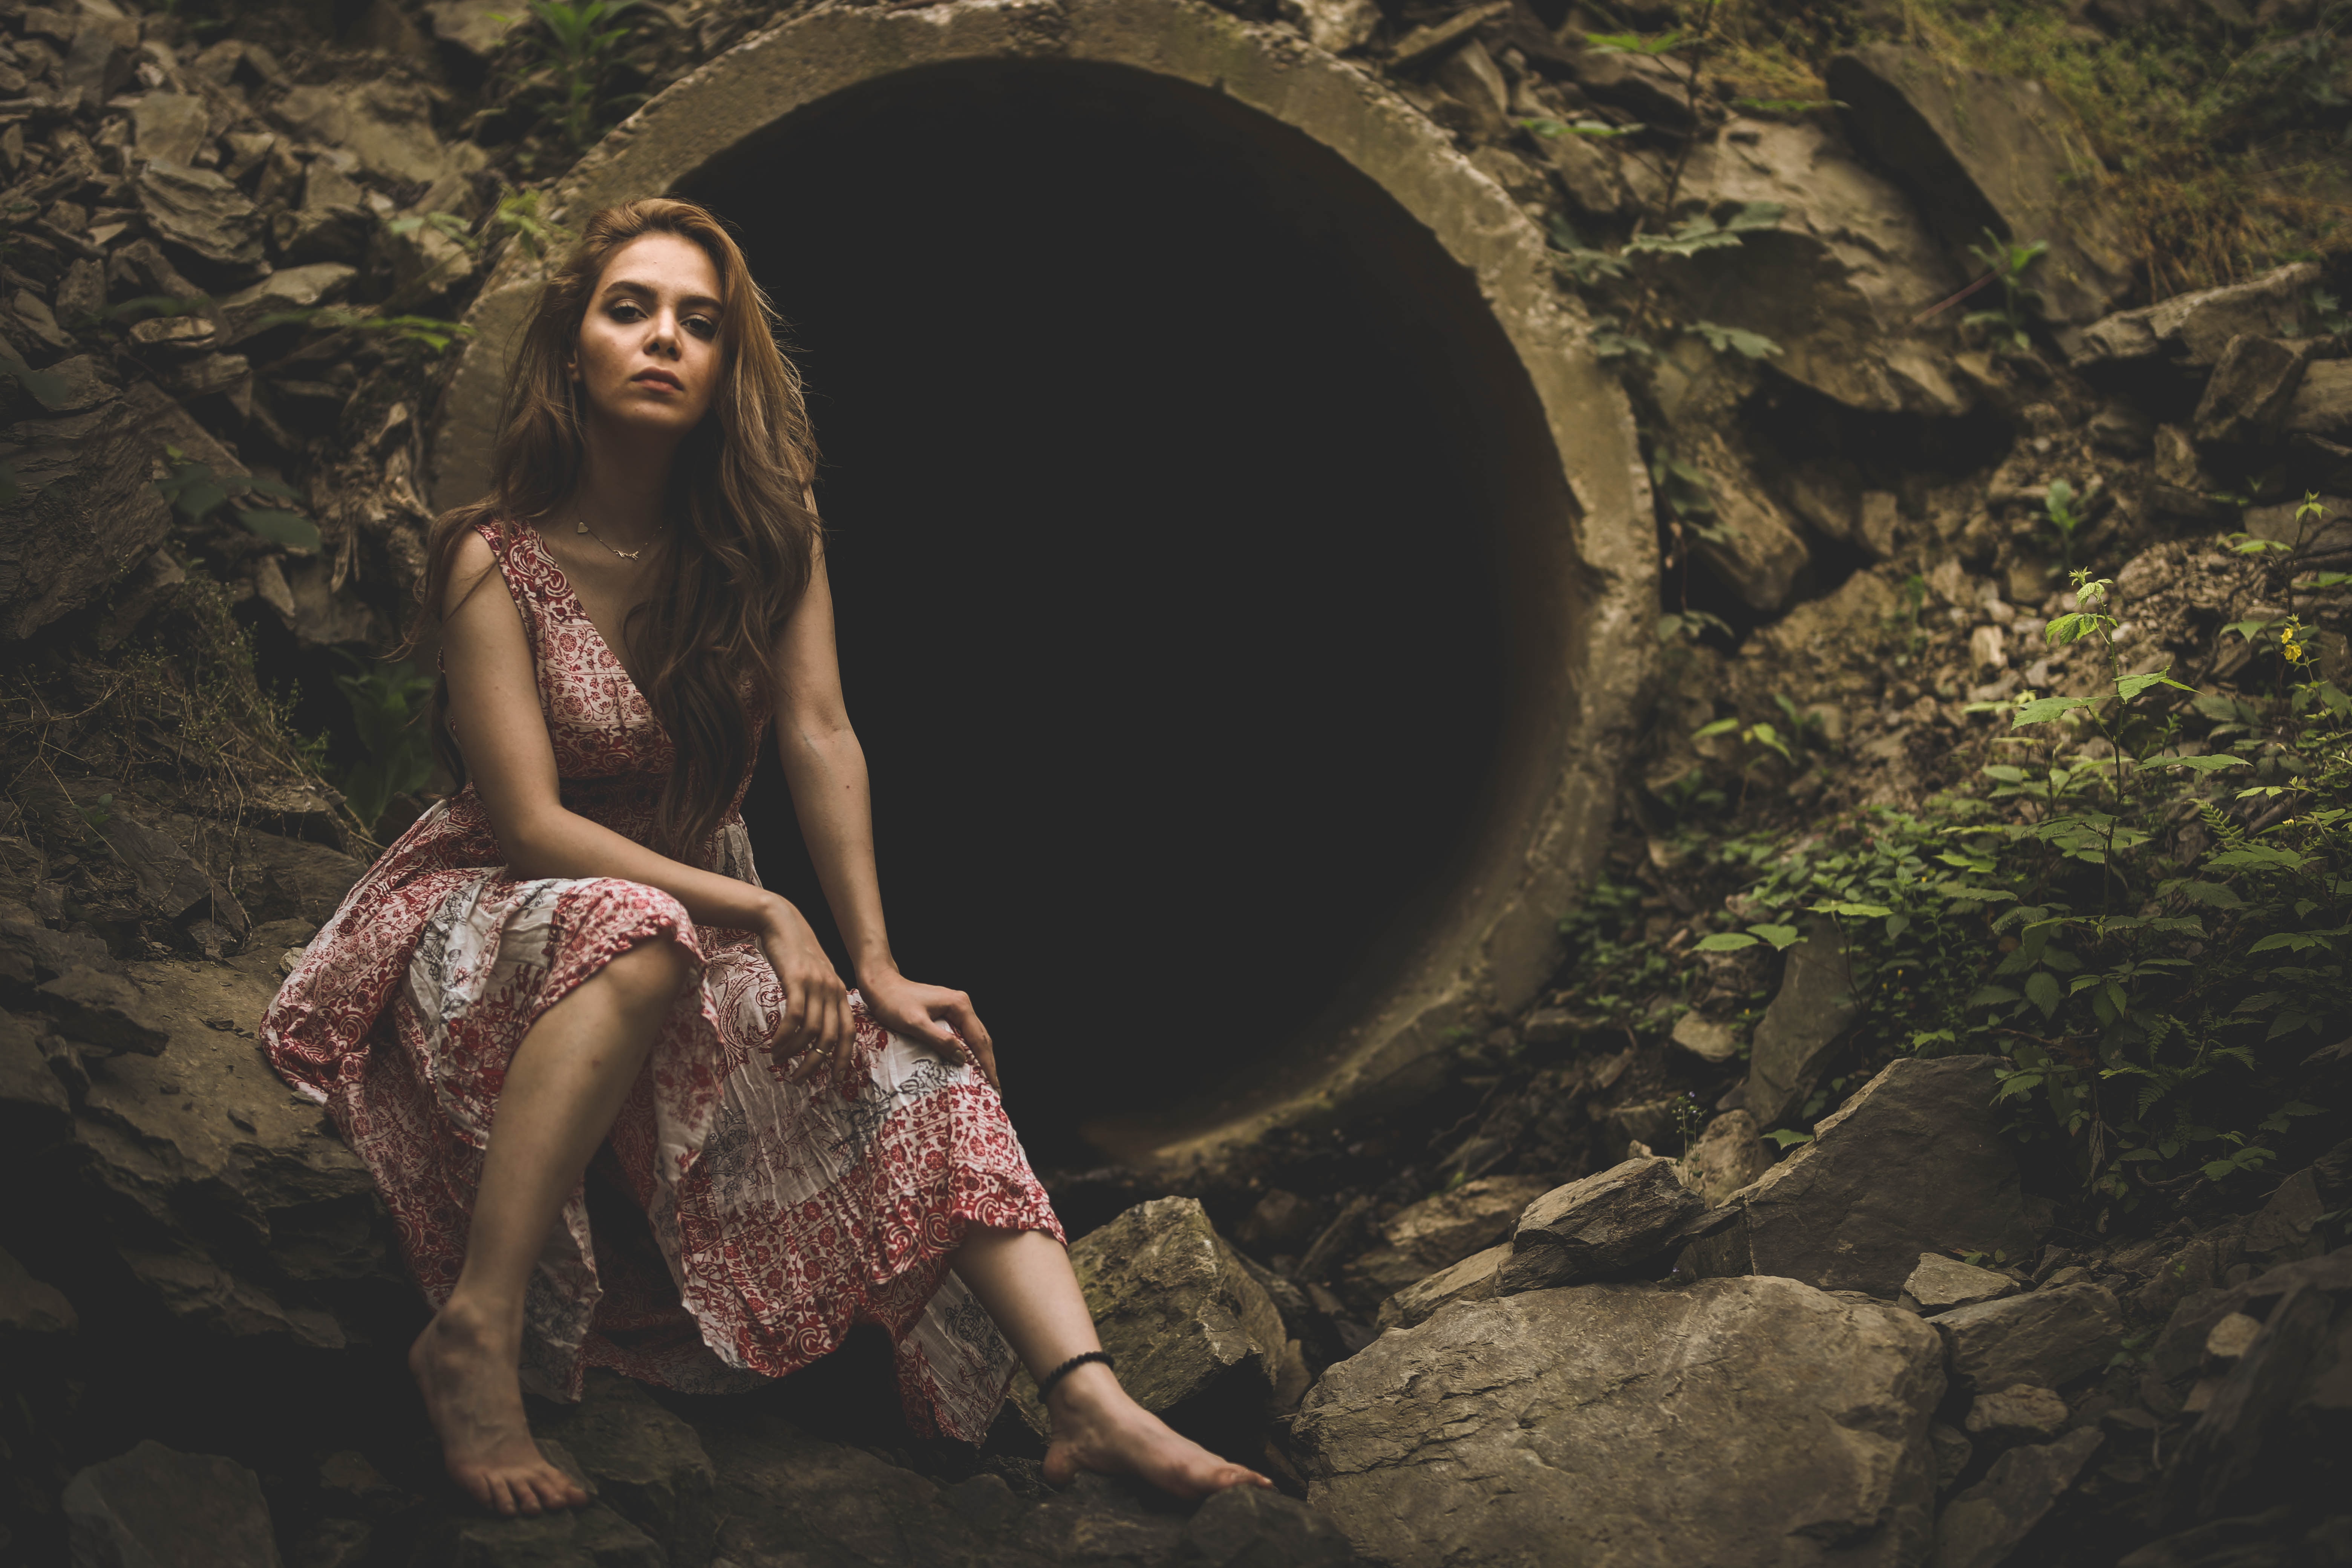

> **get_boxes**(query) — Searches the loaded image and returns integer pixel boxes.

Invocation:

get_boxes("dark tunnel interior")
[683,63,1547,1166]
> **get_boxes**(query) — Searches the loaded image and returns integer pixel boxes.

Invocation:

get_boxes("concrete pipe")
[428,0,1654,1173]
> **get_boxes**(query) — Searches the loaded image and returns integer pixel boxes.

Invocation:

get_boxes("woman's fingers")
[940,992,999,1090]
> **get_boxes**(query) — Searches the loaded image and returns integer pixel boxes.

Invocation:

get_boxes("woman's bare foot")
[409,1298,590,1517]
[1041,1364,1273,1501]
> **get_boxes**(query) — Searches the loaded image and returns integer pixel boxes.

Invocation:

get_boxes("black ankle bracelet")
[1036,1350,1114,1403]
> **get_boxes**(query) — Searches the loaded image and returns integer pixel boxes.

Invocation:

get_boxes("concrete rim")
[428,0,1655,1171]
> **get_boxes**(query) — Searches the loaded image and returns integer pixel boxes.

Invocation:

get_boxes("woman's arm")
[770,534,998,1086]
[440,528,851,1063]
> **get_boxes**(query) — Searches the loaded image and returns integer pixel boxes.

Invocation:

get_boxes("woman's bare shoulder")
[443,524,514,622]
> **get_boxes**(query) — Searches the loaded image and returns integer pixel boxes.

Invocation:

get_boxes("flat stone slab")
[1930,1283,2124,1393]
[1497,1156,1704,1293]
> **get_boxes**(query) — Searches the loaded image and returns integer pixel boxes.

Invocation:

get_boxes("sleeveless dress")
[262,520,1063,1442]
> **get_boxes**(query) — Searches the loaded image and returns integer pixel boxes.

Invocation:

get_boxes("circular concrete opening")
[430,0,1652,1171]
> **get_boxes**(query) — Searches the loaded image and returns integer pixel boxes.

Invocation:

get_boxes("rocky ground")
[3,0,2350,1562]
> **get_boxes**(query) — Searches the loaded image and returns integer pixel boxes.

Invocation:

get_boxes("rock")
[697,1403,1351,1565]
[2162,1280,2337,1525]
[2282,358,2352,444]
[34,967,169,1055]
[2152,1253,2352,1383]
[1931,1427,2103,1568]
[1931,1421,1974,1492]
[415,1497,663,1566]
[2242,492,2352,554]
[1387,2,1504,70]
[62,1439,283,1568]
[1672,119,1972,416]
[133,162,268,281]
[2073,263,2321,368]
[2242,1167,2328,1268]
[423,0,527,62]
[1683,1057,2042,1300]
[1496,1156,1705,1293]
[61,13,139,101]
[214,263,357,345]
[2192,335,2310,446]
[1971,622,2009,674]
[1376,1241,1507,1329]
[1431,40,1512,141]
[0,393,175,641]
[132,92,212,167]
[1182,1484,1357,1567]
[1671,1012,1740,1063]
[1827,44,2131,324]
[1743,917,1855,1127]
[1344,1174,1550,1299]
[1930,1283,2125,1392]
[0,898,116,998]
[1964,1383,2070,1441]
[1294,1276,1946,1568]
[1907,1253,2017,1312]
[284,558,383,648]
[273,80,485,189]
[277,155,376,266]
[1687,436,1814,612]
[1685,1109,1771,1205]
[2090,399,2158,456]
[1233,1187,1320,1257]
[0,1242,75,1337]
[538,1372,716,1567]
[1011,1197,1295,1440]
[382,219,476,306]
[2118,1508,2312,1568]
[98,805,247,937]
[1571,47,1694,128]
[4,942,395,1350]
[1536,126,1630,216]
[2205,1312,2264,1361]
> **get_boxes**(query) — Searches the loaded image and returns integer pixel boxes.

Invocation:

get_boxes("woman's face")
[571,231,725,439]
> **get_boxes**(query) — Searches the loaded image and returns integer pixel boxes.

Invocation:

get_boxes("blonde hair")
[415,197,822,856]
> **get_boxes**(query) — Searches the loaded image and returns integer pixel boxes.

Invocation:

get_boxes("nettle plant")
[1678,565,2346,1211]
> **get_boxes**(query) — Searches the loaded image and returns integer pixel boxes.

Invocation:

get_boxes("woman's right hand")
[758,900,852,1081]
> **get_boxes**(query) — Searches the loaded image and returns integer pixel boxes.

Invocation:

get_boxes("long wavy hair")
[414,198,821,857]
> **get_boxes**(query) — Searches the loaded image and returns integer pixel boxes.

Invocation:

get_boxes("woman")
[263,198,1269,1517]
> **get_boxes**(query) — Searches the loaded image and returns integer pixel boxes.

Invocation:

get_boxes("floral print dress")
[262,520,1061,1441]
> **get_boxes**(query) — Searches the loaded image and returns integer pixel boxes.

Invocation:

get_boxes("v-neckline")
[519,524,653,704]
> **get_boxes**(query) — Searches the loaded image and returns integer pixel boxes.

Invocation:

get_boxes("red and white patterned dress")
[262,519,1063,1441]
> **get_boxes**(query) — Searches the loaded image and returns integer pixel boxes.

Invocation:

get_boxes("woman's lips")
[631,370,684,391]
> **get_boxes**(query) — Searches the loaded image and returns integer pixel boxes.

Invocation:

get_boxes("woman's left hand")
[859,971,999,1092]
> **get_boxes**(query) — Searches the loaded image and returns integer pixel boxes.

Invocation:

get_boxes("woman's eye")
[609,302,643,321]
[685,315,717,338]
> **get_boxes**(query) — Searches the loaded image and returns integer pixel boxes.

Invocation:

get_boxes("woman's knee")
[597,931,693,1008]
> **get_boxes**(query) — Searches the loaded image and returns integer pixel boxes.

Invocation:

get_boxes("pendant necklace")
[575,505,665,562]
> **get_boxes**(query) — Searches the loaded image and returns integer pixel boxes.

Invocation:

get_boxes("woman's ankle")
[1044,1361,1126,1429]
[428,1289,522,1355]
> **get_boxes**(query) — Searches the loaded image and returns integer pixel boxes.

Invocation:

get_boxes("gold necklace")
[573,506,666,562]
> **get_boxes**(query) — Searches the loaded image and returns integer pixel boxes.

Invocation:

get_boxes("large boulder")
[1341,1175,1550,1301]
[63,1440,282,1568]
[1683,1056,2043,1301]
[0,389,174,642]
[1828,44,2132,324]
[1744,918,1858,1127]
[1292,1276,1947,1568]
[2073,263,2322,368]
[1496,1156,1704,1294]
[1011,1197,1301,1441]
[2191,336,2311,446]
[1672,119,1971,416]
[536,1372,717,1566]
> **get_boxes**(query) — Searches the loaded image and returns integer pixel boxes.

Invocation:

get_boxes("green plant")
[250,306,477,356]
[332,655,437,833]
[2044,479,2086,572]
[508,0,657,150]
[153,448,323,551]
[1961,230,2052,352]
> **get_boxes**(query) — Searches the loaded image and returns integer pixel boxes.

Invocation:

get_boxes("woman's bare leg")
[409,938,689,1517]
[950,1227,1272,1500]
